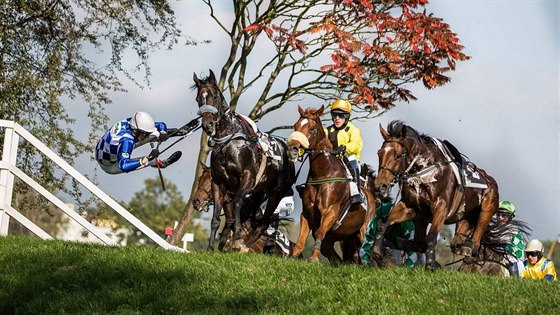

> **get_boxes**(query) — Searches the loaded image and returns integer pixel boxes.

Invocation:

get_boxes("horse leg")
[246,193,283,247]
[231,193,250,252]
[341,233,362,263]
[371,201,414,267]
[321,236,341,263]
[208,183,225,252]
[309,205,339,263]
[424,201,448,271]
[218,202,235,252]
[470,184,499,256]
[451,219,473,256]
[292,213,310,258]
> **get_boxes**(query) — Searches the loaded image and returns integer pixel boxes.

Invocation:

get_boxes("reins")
[297,148,350,185]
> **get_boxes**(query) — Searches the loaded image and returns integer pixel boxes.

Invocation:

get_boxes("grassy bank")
[1,236,558,314]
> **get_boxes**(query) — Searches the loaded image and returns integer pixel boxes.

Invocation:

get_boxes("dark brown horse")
[192,69,296,251]
[287,105,376,263]
[372,120,499,270]
[459,218,531,276]
[192,164,294,256]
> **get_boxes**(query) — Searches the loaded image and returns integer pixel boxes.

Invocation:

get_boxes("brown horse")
[192,163,294,257]
[287,105,376,263]
[372,120,499,270]
[192,69,296,251]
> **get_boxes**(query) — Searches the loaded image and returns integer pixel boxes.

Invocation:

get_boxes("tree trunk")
[167,133,211,246]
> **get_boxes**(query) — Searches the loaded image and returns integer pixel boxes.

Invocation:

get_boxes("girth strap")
[253,150,267,189]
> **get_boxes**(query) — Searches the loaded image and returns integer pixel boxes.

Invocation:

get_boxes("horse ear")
[298,105,304,116]
[209,69,217,84]
[317,105,325,116]
[380,123,390,140]
[193,72,200,86]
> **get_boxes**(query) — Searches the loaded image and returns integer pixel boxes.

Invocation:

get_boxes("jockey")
[495,200,526,277]
[522,239,557,281]
[359,198,419,267]
[95,111,194,174]
[258,193,295,256]
[325,99,364,204]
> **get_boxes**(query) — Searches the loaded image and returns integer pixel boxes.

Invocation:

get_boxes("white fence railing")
[0,120,183,251]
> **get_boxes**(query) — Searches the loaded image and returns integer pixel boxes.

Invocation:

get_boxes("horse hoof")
[372,253,385,268]
[458,246,472,257]
[425,260,441,271]
[308,256,319,263]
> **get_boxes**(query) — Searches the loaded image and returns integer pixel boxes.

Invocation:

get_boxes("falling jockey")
[325,99,364,204]
[95,111,198,174]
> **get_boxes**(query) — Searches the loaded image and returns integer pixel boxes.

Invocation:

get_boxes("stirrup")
[350,193,364,204]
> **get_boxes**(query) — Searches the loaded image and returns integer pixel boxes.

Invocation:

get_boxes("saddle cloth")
[257,133,284,161]
[264,229,291,255]
[432,137,488,189]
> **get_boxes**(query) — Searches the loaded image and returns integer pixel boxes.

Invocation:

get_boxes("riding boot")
[349,167,364,204]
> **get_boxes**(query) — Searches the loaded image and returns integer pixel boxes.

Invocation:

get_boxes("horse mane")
[480,219,532,256]
[387,120,428,141]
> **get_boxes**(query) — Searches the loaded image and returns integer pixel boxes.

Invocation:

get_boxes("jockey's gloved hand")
[146,148,160,161]
[158,131,169,142]
[333,144,346,155]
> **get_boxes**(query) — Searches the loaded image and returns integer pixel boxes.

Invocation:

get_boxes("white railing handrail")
[0,119,182,251]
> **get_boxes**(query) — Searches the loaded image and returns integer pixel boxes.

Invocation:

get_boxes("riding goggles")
[331,113,349,119]
[525,251,540,257]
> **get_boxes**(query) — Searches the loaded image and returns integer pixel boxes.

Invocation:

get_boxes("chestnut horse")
[192,69,296,251]
[373,120,499,270]
[192,164,294,256]
[287,105,376,263]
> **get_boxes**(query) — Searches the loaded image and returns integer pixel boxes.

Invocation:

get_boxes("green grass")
[1,236,558,314]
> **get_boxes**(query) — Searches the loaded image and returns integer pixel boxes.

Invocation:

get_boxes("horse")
[192,163,295,256]
[286,105,377,263]
[192,69,296,251]
[458,218,531,276]
[372,120,499,270]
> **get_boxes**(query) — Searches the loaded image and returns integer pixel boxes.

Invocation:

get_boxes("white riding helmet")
[525,239,544,253]
[130,111,159,137]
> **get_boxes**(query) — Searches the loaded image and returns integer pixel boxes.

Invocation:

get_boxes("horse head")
[374,120,421,198]
[193,69,226,137]
[192,163,213,212]
[287,105,331,161]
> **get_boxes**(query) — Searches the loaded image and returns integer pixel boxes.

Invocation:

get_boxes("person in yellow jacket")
[522,239,557,281]
[324,99,363,204]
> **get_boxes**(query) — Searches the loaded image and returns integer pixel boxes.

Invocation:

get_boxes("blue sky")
[74,1,559,241]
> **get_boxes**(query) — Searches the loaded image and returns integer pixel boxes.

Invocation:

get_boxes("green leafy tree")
[169,0,469,245]
[118,177,207,248]
[0,0,188,210]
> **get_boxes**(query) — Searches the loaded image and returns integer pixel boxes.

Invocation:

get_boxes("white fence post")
[0,120,184,251]
[0,121,19,235]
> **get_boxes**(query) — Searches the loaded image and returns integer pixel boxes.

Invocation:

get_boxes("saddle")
[235,113,283,161]
[436,138,488,189]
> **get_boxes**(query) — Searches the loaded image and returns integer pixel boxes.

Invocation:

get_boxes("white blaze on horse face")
[202,91,208,104]
[298,118,309,128]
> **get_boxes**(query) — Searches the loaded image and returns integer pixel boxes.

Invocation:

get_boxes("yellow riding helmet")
[330,99,352,114]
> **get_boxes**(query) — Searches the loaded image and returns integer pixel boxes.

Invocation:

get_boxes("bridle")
[196,85,240,142]
[378,139,419,185]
